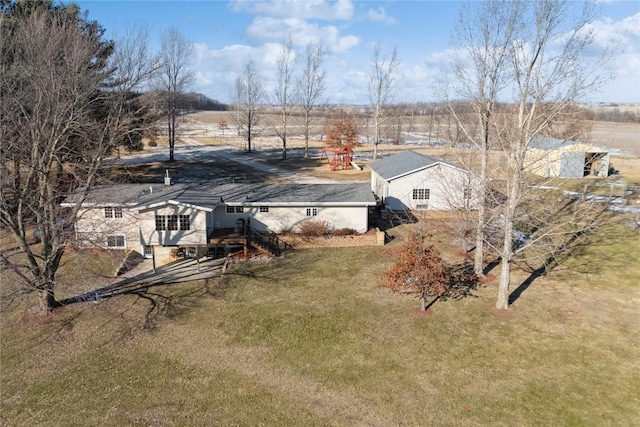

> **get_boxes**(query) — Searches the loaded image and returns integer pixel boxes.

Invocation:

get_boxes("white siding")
[75,205,208,251]
[138,206,207,246]
[212,205,369,233]
[381,164,477,211]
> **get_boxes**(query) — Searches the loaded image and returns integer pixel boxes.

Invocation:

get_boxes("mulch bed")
[411,307,435,317]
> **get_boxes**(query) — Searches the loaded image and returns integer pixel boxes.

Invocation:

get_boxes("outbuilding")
[525,137,610,178]
[367,150,478,211]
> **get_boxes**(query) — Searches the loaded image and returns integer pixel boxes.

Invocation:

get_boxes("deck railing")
[248,228,292,257]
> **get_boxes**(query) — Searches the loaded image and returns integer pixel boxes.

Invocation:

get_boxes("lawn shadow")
[58,258,228,330]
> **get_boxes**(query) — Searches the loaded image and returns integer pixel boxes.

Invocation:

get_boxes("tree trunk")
[496,249,511,310]
[40,286,58,314]
[303,111,310,158]
[474,178,487,276]
[496,168,519,310]
[421,295,427,311]
[474,111,490,276]
[282,136,287,160]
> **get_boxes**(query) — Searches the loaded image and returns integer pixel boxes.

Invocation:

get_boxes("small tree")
[232,59,266,152]
[157,27,194,162]
[296,42,326,158]
[383,231,479,311]
[367,42,400,160]
[325,113,359,148]
[218,119,228,136]
[273,36,297,160]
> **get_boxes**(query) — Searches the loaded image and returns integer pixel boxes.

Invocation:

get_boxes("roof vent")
[164,169,171,186]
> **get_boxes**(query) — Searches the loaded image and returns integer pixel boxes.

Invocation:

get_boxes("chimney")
[164,169,171,186]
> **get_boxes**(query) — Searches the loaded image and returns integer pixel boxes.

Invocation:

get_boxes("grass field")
[2,216,639,426]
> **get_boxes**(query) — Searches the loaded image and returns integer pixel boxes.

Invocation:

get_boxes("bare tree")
[491,0,607,309]
[110,25,161,156]
[0,6,155,313]
[232,59,266,152]
[367,43,400,160]
[273,36,297,160]
[296,43,326,158]
[157,27,194,162]
[448,0,520,276]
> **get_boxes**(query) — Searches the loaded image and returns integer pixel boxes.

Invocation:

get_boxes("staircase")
[249,228,292,257]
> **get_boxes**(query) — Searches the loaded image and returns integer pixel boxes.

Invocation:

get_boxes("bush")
[147,139,157,147]
[298,220,332,237]
[333,228,356,236]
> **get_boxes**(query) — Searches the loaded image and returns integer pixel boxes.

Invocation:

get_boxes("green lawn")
[1,219,639,426]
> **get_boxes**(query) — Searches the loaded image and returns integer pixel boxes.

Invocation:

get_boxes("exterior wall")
[525,148,560,177]
[371,171,389,199]
[138,205,208,246]
[75,205,208,252]
[383,164,476,211]
[559,151,585,178]
[212,205,370,233]
[74,207,141,251]
[525,145,610,178]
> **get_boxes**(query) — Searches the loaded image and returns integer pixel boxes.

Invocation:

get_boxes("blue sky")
[76,0,640,104]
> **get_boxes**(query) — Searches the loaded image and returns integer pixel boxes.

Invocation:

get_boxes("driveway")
[104,137,342,184]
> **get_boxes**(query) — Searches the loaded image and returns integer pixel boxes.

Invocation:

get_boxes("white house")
[61,182,376,265]
[368,150,477,211]
[525,137,610,178]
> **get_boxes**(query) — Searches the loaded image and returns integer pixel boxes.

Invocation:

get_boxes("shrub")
[299,220,332,237]
[333,228,356,236]
[147,139,157,147]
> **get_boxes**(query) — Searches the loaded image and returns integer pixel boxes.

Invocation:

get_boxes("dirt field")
[187,110,639,156]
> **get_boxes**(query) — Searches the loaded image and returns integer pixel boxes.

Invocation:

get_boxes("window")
[106,235,125,248]
[155,215,166,231]
[143,246,153,258]
[104,207,123,219]
[179,215,190,230]
[306,208,318,217]
[226,206,244,214]
[259,206,269,213]
[412,189,430,200]
[155,214,190,231]
[167,215,178,231]
[463,188,472,201]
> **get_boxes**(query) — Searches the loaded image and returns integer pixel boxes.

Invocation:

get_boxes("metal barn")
[525,137,610,178]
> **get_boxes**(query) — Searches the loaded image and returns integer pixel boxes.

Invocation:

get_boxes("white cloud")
[584,12,640,101]
[244,16,360,53]
[229,0,354,21]
[366,6,396,25]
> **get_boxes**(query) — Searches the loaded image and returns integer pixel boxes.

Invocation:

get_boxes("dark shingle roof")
[214,183,375,205]
[62,182,376,209]
[367,150,442,181]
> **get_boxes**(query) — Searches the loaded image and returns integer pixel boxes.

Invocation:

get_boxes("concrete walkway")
[62,257,227,304]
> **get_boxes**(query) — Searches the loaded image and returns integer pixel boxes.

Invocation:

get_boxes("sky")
[75,0,640,105]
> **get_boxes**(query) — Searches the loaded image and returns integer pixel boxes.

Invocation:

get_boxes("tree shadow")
[482,258,501,276]
[509,209,608,305]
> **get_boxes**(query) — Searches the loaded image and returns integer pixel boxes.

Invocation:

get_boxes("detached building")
[525,137,610,178]
[368,150,478,211]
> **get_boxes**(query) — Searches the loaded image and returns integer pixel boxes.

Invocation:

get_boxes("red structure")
[320,145,354,171]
